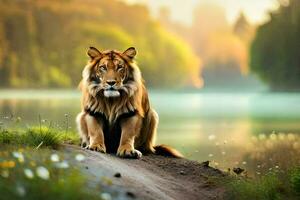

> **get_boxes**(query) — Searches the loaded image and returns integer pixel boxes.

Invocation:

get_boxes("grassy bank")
[223,133,300,200]
[224,167,300,200]
[1,126,300,199]
[0,126,79,148]
[0,127,110,200]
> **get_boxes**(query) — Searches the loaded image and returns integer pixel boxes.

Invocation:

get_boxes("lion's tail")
[154,144,183,158]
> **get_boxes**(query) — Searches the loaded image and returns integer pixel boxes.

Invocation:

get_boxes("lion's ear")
[87,47,102,60]
[123,47,137,59]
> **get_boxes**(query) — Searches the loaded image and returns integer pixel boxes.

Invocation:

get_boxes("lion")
[76,46,182,159]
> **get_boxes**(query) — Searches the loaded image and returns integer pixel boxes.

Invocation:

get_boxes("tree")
[250,0,300,91]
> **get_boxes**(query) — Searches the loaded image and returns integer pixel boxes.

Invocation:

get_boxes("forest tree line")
[0,0,299,90]
[0,0,201,88]
[250,0,300,91]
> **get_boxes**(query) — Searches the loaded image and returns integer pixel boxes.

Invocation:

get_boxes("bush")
[0,127,79,148]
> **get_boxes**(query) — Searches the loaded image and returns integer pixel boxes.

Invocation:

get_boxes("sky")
[126,0,280,25]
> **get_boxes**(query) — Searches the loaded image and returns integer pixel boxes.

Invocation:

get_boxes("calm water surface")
[0,90,300,170]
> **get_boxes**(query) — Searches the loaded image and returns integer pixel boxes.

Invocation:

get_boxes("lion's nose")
[107,80,116,86]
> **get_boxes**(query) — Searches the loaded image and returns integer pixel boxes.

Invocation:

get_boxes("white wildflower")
[12,152,24,163]
[36,166,50,180]
[270,133,277,140]
[258,134,266,140]
[55,161,69,169]
[100,193,112,200]
[50,154,60,162]
[24,168,34,179]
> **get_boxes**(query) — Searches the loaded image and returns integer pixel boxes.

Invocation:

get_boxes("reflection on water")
[0,90,300,170]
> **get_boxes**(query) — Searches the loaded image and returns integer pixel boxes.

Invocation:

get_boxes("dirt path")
[64,145,226,200]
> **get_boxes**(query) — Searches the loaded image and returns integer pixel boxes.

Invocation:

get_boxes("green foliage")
[0,127,79,148]
[225,167,300,200]
[290,167,300,194]
[250,0,300,91]
[0,0,200,88]
[226,174,283,200]
[0,148,101,200]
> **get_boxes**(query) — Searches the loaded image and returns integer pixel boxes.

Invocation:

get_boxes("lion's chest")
[88,109,137,153]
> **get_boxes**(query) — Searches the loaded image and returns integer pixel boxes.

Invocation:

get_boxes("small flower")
[100,193,112,200]
[270,133,277,140]
[258,134,266,140]
[36,166,50,180]
[208,135,216,141]
[24,168,34,179]
[55,161,69,169]
[75,154,85,162]
[208,154,214,157]
[64,114,69,117]
[221,151,226,155]
[242,161,247,165]
[12,152,24,163]
[0,160,16,168]
[0,170,9,178]
[50,154,60,162]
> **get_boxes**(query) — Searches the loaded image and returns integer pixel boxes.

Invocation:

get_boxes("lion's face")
[86,47,137,98]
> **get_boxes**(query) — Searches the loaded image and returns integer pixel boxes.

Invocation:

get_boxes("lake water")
[1,90,300,171]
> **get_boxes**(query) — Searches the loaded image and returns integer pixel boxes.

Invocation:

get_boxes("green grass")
[224,167,300,200]
[0,147,102,200]
[0,126,80,148]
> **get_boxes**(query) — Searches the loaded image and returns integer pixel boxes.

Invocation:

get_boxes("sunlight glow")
[126,0,279,25]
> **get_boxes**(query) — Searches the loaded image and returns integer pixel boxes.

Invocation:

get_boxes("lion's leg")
[85,114,106,153]
[136,109,158,153]
[144,109,159,153]
[117,115,143,158]
[76,112,89,148]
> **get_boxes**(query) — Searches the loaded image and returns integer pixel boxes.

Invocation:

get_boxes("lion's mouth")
[103,88,120,98]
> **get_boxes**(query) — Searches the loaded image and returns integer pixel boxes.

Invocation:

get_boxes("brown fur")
[76,47,182,158]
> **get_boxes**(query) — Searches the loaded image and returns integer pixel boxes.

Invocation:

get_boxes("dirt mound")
[64,145,226,200]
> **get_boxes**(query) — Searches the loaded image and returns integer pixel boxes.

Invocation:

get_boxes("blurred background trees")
[250,0,300,91]
[0,0,201,88]
[0,0,299,91]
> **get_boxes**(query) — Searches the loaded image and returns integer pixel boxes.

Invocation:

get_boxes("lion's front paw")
[86,143,106,153]
[81,140,89,148]
[117,146,142,159]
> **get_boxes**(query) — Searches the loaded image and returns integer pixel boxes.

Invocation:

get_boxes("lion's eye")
[99,65,107,72]
[117,65,124,72]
